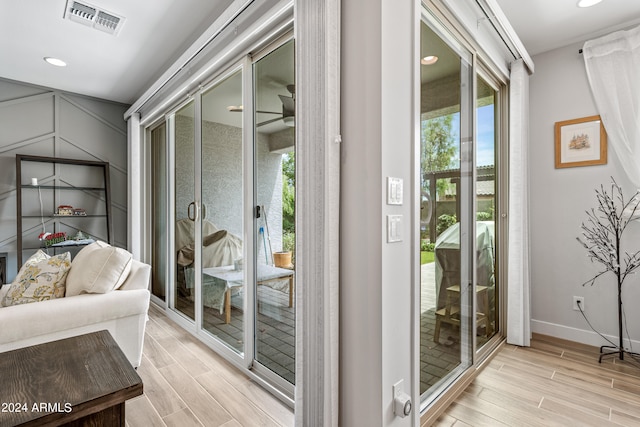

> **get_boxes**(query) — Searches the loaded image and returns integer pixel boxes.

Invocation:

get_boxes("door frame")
[146,37,299,403]
[417,2,509,420]
[130,0,341,421]
[417,11,477,410]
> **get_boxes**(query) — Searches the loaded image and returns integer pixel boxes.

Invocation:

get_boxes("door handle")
[202,203,207,220]
[421,191,433,226]
[188,202,196,221]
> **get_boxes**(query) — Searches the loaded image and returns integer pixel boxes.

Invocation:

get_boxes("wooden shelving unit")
[16,154,112,267]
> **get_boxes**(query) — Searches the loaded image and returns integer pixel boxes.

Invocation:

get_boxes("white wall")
[341,0,416,425]
[0,78,129,281]
[529,41,640,348]
[341,1,522,424]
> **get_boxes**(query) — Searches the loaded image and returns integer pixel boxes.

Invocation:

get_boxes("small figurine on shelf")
[72,230,95,246]
[56,205,74,216]
[73,208,87,216]
[40,231,67,247]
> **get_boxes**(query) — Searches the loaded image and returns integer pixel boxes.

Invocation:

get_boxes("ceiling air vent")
[95,11,121,34]
[64,1,124,36]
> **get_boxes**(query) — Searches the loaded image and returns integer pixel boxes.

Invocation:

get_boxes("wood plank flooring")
[125,305,294,427]
[130,307,640,426]
[436,334,640,426]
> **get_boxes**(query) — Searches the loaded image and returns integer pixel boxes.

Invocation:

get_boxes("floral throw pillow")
[1,250,71,307]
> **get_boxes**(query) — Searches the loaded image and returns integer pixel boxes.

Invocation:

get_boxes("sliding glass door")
[173,101,196,321]
[199,69,245,354]
[475,74,499,350]
[150,123,167,302]
[419,18,473,399]
[253,40,296,385]
[419,11,502,406]
[151,37,296,396]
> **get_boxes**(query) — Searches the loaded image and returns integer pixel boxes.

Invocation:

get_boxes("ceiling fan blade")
[228,107,281,114]
[257,116,283,127]
[227,107,282,115]
[279,95,295,117]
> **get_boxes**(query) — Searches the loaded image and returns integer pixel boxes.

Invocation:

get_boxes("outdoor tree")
[421,114,457,198]
[282,152,295,252]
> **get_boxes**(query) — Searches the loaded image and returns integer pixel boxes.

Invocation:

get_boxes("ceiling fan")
[227,84,295,127]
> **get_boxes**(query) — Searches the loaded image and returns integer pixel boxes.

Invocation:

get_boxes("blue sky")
[446,105,495,167]
[476,105,495,167]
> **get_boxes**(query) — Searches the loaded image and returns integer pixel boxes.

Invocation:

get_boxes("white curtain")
[507,59,531,347]
[583,25,640,188]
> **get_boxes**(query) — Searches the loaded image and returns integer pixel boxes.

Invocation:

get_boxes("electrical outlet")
[573,296,584,311]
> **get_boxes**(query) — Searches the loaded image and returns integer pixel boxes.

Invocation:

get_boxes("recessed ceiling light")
[421,55,439,65]
[577,0,602,8]
[44,57,67,67]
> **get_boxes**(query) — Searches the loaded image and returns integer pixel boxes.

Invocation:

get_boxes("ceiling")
[495,0,640,56]
[2,0,640,107]
[0,0,234,105]
[194,40,294,134]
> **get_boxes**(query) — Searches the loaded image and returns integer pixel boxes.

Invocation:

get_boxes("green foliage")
[421,115,457,172]
[282,179,295,232]
[436,214,457,235]
[421,251,435,265]
[281,152,296,262]
[420,240,435,252]
[476,211,493,221]
[421,114,457,197]
[283,231,295,253]
[282,153,295,235]
[282,152,295,187]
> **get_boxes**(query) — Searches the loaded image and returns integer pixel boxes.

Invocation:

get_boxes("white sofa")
[0,259,151,368]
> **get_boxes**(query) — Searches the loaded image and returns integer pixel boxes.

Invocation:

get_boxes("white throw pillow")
[2,250,71,306]
[65,241,133,296]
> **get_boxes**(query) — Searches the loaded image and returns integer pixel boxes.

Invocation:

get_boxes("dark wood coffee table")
[0,330,143,426]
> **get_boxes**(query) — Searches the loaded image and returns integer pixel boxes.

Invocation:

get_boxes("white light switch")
[387,177,403,205]
[387,214,403,243]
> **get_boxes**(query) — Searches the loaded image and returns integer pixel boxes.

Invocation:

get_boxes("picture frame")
[555,115,607,168]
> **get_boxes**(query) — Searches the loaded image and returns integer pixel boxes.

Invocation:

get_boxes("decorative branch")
[577,177,640,288]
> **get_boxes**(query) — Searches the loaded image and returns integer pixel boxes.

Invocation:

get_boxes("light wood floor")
[125,305,294,427]
[129,307,640,426]
[436,334,640,426]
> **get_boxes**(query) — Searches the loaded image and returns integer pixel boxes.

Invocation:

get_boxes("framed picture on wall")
[555,115,607,168]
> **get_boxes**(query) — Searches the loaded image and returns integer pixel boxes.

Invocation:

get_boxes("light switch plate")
[387,214,403,243]
[387,177,403,205]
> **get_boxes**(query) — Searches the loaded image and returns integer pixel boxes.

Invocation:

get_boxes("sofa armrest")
[119,260,151,291]
[0,289,150,345]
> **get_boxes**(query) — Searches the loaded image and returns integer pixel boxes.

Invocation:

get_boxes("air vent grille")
[64,0,124,36]
[95,11,121,33]
[69,2,96,20]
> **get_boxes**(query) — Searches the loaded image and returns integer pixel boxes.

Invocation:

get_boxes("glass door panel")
[200,70,245,354]
[476,76,498,348]
[254,40,296,385]
[419,19,473,398]
[151,123,167,302]
[174,101,196,320]
[149,29,297,401]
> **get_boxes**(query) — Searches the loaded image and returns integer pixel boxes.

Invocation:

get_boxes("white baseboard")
[531,319,640,351]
